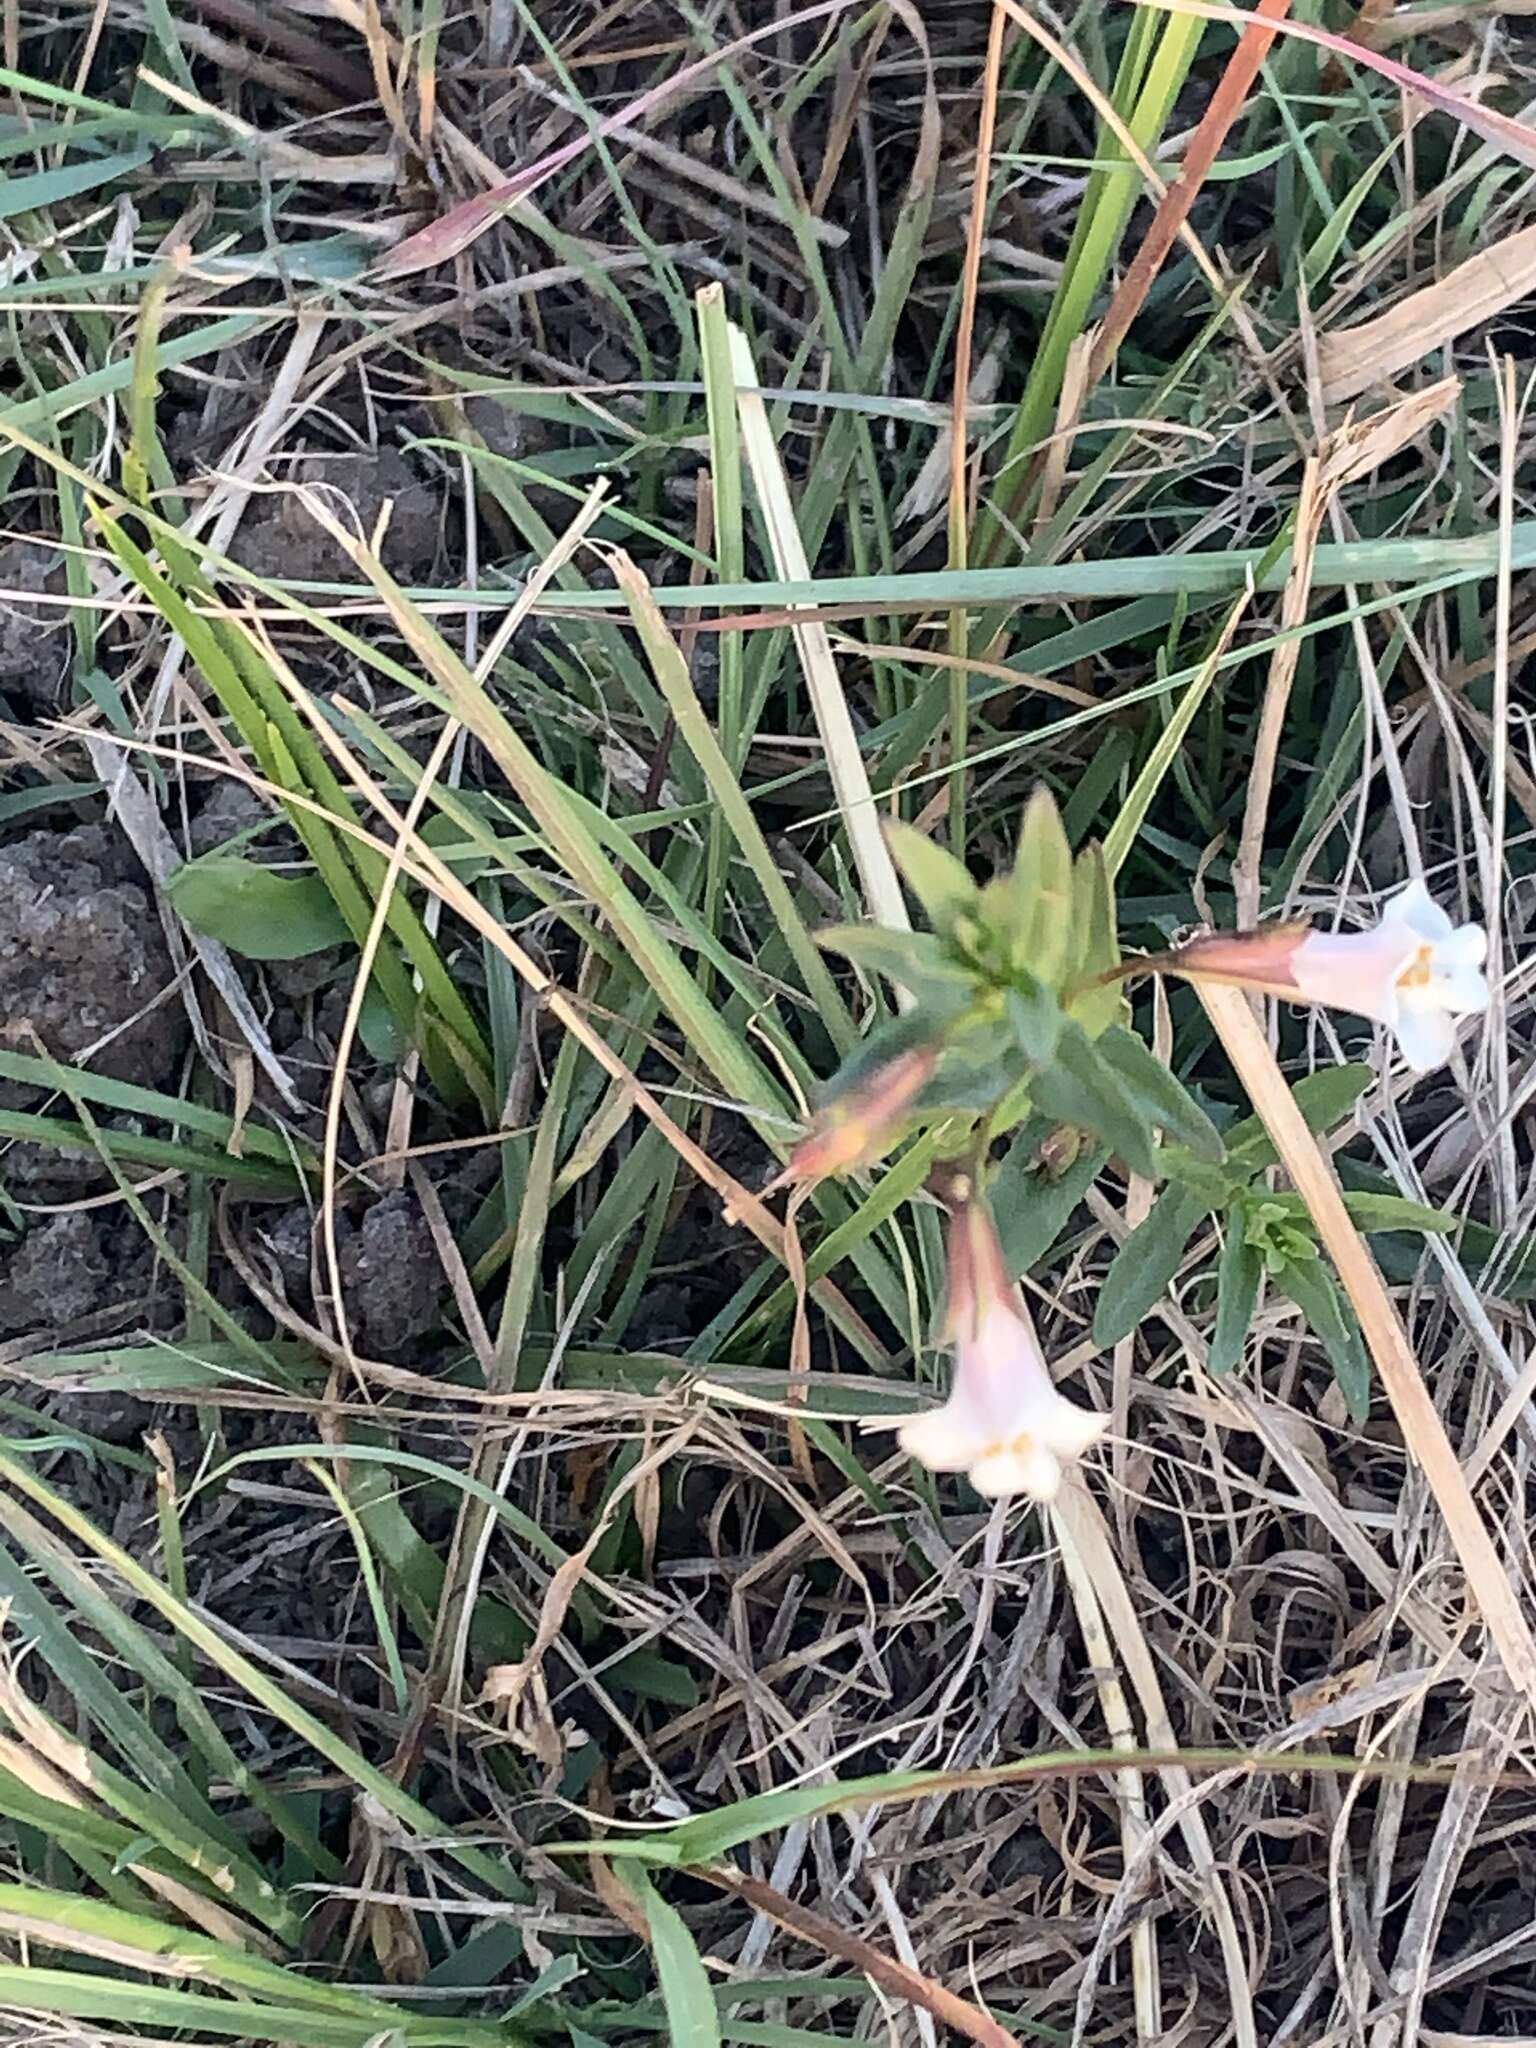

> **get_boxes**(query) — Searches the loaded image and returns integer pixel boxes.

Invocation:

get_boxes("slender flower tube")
[1164,880,1490,1073]
[898,1197,1106,1501]
[780,1042,939,1185]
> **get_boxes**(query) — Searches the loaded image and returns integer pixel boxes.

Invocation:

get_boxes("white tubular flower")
[898,1200,1106,1502]
[1289,880,1489,1073]
[1166,880,1491,1074]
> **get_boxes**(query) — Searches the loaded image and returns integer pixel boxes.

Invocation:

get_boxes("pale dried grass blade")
[1053,1484,1259,2048]
[1050,1500,1163,2041]
[1197,980,1536,1707]
[1321,226,1536,402]
[1034,327,1095,539]
[728,319,909,939]
[1234,376,1459,923]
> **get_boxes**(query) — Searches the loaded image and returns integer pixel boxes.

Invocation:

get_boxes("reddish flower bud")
[782,1043,939,1184]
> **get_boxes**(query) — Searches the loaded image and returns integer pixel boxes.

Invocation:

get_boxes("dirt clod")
[232,450,441,585]
[0,1209,155,1343]
[337,1192,446,1356]
[0,540,71,711]
[0,828,187,1102]
[187,777,275,859]
[0,1213,109,1329]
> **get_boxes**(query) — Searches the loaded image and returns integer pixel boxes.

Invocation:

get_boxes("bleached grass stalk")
[728,319,910,944]
[1050,1496,1163,2041]
[1198,980,1536,1707]
[1052,1483,1258,2048]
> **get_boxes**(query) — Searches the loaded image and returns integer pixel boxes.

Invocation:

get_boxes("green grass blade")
[625,1867,723,2048]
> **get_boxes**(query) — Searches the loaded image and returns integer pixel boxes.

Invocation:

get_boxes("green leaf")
[167,855,349,960]
[1290,1064,1375,1134]
[1096,1026,1223,1161]
[1093,1188,1207,1345]
[1156,1149,1232,1209]
[0,1968,510,2046]
[815,923,974,996]
[813,1003,951,1106]
[1007,978,1062,1063]
[0,1050,298,1168]
[882,818,977,933]
[0,1884,396,2018]
[899,1007,1024,1114]
[1227,1064,1373,1164]
[1065,840,1123,1037]
[626,1869,722,2048]
[609,1649,700,1708]
[1209,1204,1261,1376]
[1341,1192,1456,1235]
[0,1108,298,1193]
[1276,1259,1372,1420]
[1006,784,1075,986]
[1033,1024,1158,1180]
[992,1129,1109,1274]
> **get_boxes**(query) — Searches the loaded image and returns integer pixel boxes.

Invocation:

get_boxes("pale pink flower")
[1166,880,1490,1074]
[898,1200,1106,1501]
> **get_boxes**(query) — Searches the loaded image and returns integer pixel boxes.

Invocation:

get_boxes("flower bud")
[782,1042,939,1184]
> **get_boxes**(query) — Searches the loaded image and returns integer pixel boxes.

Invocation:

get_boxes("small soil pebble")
[0,1208,156,1344]
[0,1212,111,1329]
[187,776,275,859]
[337,1192,446,1356]
[0,828,187,1104]
[232,450,441,585]
[253,1195,449,1357]
[0,539,71,711]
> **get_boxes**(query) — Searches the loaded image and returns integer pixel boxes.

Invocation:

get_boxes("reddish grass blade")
[1091,0,1292,384]
[375,0,860,279]
[1128,0,1536,171]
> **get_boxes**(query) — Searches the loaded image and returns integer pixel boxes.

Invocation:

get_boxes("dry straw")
[1199,981,1536,1708]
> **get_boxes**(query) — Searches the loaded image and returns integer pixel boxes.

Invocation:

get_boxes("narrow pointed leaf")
[1226,1064,1372,1162]
[1097,1026,1223,1161]
[1008,786,1075,986]
[882,818,977,934]
[1340,1192,1456,1235]
[625,1869,722,2048]
[1094,1187,1208,1345]
[1209,1204,1261,1375]
[815,924,975,993]
[167,856,349,960]
[1066,841,1123,1037]
[1033,1024,1159,1180]
[1276,1257,1372,1420]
